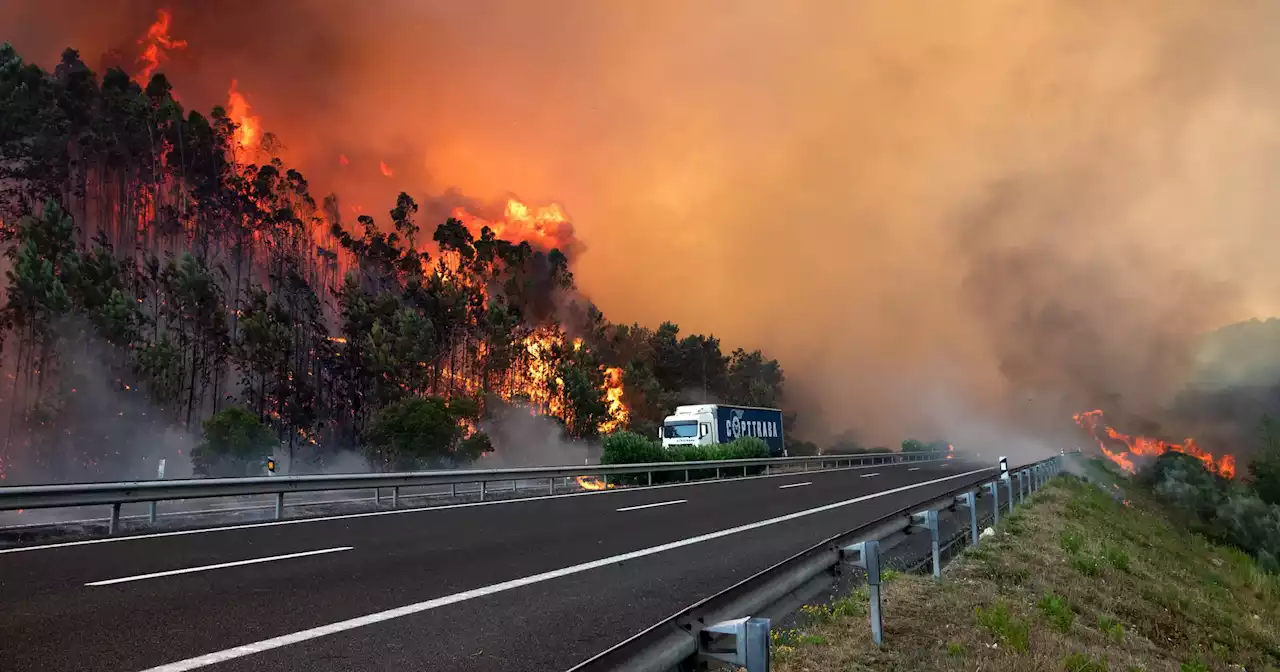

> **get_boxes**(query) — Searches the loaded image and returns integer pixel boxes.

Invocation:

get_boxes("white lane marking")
[860,473,881,478]
[778,482,812,489]
[615,499,687,512]
[908,467,922,472]
[0,459,954,556]
[86,547,354,587]
[134,468,991,672]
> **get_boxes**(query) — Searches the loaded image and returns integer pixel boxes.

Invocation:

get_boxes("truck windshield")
[662,421,699,438]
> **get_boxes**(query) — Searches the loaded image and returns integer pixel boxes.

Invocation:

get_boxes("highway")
[0,460,994,672]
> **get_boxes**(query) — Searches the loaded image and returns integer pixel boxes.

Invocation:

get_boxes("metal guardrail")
[0,450,947,534]
[571,451,1077,672]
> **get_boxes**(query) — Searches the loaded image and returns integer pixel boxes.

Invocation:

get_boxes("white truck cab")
[660,404,718,447]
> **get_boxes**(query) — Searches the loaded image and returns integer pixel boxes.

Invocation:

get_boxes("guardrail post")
[549,477,555,495]
[149,501,158,525]
[698,617,771,672]
[275,492,284,520]
[843,540,884,646]
[392,486,400,508]
[1021,470,1029,502]
[480,481,487,501]
[374,487,381,508]
[715,467,721,480]
[109,503,121,534]
[647,471,653,487]
[956,492,978,546]
[985,482,1000,526]
[912,509,942,578]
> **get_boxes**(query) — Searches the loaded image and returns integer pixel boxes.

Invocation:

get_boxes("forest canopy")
[0,44,789,482]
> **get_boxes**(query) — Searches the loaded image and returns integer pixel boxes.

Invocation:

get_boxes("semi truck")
[660,404,787,457]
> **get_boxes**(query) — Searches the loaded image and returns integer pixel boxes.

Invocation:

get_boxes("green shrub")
[946,641,966,658]
[1063,652,1109,672]
[192,406,277,477]
[1071,553,1103,577]
[1097,615,1125,643]
[1038,591,1074,632]
[602,431,665,465]
[1141,451,1280,571]
[1102,542,1131,572]
[975,601,1030,652]
[1060,528,1086,554]
[602,431,667,484]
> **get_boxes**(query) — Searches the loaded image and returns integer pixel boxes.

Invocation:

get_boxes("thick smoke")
[5,1,1280,450]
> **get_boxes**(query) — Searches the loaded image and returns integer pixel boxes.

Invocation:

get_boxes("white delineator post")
[999,456,1013,512]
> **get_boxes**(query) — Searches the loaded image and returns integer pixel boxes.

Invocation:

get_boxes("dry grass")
[771,472,1280,672]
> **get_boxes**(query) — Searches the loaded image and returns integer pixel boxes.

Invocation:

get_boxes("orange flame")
[577,476,614,490]
[227,80,260,150]
[1073,409,1236,478]
[451,197,575,252]
[134,9,187,85]
[598,367,629,434]
[380,161,394,177]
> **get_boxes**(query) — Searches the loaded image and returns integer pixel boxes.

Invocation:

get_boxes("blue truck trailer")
[660,404,786,457]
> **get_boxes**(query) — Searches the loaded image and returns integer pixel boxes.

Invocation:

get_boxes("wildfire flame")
[576,476,613,490]
[226,80,260,150]
[451,198,576,253]
[599,367,628,434]
[1073,409,1237,478]
[134,9,187,85]
[115,10,626,449]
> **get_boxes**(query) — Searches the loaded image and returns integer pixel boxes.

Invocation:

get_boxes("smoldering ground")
[4,0,1280,454]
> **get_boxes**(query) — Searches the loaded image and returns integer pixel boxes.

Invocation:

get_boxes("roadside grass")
[771,470,1280,672]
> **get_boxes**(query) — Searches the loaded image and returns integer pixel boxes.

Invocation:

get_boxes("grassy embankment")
[770,461,1280,671]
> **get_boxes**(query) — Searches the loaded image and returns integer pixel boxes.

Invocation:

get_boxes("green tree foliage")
[192,406,276,477]
[363,396,491,470]
[1253,415,1280,506]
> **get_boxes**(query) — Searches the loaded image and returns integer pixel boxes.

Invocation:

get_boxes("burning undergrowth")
[1074,409,1237,479]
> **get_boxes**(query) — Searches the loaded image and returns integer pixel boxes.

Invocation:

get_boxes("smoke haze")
[4,0,1280,447]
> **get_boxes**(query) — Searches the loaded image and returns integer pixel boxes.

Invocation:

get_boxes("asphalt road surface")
[0,460,996,672]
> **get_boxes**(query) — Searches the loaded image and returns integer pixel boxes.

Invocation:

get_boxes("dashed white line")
[860,472,881,478]
[778,482,812,489]
[615,499,687,512]
[131,468,990,672]
[908,467,922,472]
[86,547,354,587]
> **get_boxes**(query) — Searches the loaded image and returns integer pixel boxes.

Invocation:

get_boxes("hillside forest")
[0,44,789,482]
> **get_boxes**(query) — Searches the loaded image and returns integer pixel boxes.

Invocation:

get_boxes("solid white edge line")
[0,460,949,555]
[615,500,687,512]
[777,482,812,489]
[86,547,354,587]
[133,468,992,672]
[859,473,881,478]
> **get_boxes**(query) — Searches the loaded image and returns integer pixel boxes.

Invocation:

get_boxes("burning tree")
[0,20,789,482]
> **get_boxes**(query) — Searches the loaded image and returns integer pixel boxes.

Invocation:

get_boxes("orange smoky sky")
[4,1,1280,446]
